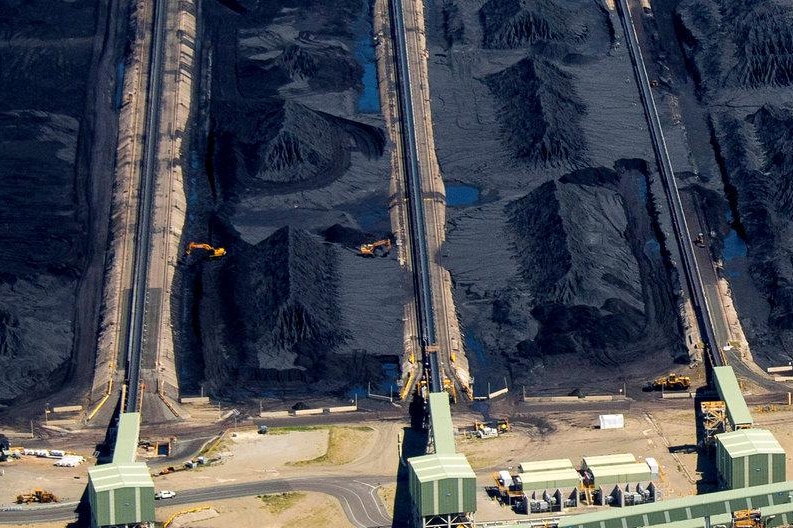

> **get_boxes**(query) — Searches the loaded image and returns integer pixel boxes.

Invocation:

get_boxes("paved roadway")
[0,476,392,528]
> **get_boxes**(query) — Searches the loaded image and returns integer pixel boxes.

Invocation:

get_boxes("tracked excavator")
[358,239,392,257]
[186,242,226,259]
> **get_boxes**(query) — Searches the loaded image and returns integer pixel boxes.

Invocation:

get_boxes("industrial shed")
[581,453,635,470]
[713,366,753,429]
[716,428,786,489]
[518,459,574,473]
[518,468,582,492]
[409,453,476,521]
[587,462,652,486]
[87,413,154,528]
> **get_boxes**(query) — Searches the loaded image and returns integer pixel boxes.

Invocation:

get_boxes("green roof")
[113,412,141,464]
[558,480,793,528]
[588,462,652,484]
[519,459,574,473]
[717,428,785,458]
[713,366,754,428]
[518,468,582,490]
[409,453,476,482]
[428,392,455,454]
[88,463,154,492]
[581,453,635,469]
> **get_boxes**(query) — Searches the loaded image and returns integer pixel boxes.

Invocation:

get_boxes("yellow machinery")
[732,508,764,527]
[651,373,691,391]
[358,239,392,257]
[474,417,511,435]
[186,242,226,259]
[16,489,57,504]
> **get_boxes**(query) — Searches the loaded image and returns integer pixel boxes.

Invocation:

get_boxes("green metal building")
[557,480,793,528]
[87,412,155,528]
[408,453,477,518]
[518,468,582,492]
[716,428,786,489]
[713,366,753,429]
[587,462,652,487]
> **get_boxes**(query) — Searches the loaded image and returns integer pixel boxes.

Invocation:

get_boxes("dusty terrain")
[155,494,354,528]
[0,0,123,410]
[176,0,407,399]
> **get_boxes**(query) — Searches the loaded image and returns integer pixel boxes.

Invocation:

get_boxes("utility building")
[408,453,476,527]
[715,428,785,489]
[87,413,155,528]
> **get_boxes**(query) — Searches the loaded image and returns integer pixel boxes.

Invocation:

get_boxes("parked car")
[155,490,176,500]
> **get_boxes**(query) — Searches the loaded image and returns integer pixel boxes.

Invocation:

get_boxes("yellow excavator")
[186,242,226,259]
[358,239,392,257]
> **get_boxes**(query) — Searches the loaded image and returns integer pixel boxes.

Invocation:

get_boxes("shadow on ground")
[391,395,428,527]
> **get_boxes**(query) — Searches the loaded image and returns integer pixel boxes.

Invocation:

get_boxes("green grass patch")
[199,436,228,457]
[257,492,305,515]
[289,426,374,466]
[267,426,323,435]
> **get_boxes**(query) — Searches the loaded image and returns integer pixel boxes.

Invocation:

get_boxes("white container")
[598,414,625,429]
[645,457,659,475]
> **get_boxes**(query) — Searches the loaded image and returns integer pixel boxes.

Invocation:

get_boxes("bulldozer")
[650,373,691,391]
[186,242,226,259]
[358,239,392,257]
[16,489,58,504]
[474,417,511,436]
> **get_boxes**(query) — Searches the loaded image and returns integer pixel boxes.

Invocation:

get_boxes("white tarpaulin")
[598,414,625,429]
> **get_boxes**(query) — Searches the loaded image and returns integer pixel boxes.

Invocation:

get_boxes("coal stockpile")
[677,0,793,93]
[427,0,681,393]
[484,58,588,169]
[211,100,386,197]
[463,164,679,386]
[479,0,585,50]
[712,108,793,334]
[185,0,404,398]
[0,0,113,405]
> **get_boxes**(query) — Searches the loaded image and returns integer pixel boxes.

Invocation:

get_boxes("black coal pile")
[479,0,588,49]
[199,227,350,391]
[212,100,385,197]
[712,107,793,333]
[484,58,587,169]
[484,164,679,382]
[677,0,793,93]
[186,0,403,397]
[0,2,101,404]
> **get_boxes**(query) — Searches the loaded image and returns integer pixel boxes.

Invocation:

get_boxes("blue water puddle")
[465,333,487,366]
[446,184,480,206]
[645,239,660,255]
[723,229,747,262]
[354,0,380,114]
[637,173,648,202]
[114,61,126,110]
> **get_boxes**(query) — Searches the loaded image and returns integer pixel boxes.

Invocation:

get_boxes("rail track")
[124,0,169,412]
[616,0,725,368]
